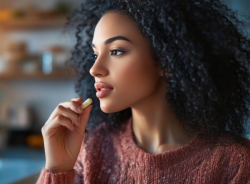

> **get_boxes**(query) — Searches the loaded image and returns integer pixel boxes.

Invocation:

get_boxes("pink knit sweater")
[36,116,250,184]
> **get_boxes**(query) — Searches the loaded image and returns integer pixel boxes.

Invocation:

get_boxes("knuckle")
[71,102,79,111]
[57,114,64,121]
[57,104,64,111]
[57,115,71,125]
[59,117,71,126]
[71,101,78,106]
[66,118,72,124]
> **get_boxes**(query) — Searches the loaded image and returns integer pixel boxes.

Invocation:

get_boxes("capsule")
[81,98,92,109]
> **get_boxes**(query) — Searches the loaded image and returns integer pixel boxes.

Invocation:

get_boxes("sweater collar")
[120,116,206,162]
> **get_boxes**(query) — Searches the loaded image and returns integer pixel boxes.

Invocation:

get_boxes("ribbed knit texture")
[36,116,250,184]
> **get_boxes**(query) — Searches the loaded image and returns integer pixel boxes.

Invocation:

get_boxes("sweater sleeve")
[36,146,85,184]
[36,168,77,184]
[35,128,95,184]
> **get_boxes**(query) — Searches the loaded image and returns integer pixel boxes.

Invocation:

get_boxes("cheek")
[105,54,158,111]
[119,61,146,93]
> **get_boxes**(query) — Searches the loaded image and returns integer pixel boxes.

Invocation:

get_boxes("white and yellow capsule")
[81,98,92,109]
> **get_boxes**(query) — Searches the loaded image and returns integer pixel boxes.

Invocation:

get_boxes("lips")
[95,82,114,98]
[94,82,114,91]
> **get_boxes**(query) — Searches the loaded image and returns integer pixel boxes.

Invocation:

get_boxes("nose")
[89,55,109,77]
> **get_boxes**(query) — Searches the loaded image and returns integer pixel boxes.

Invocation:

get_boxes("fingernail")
[78,107,83,113]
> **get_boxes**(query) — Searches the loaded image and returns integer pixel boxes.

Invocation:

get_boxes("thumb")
[78,105,92,131]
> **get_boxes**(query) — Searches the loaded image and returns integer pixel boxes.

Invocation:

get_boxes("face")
[90,12,163,113]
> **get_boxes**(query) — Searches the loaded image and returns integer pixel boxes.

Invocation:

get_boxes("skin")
[90,12,194,154]
[42,97,92,173]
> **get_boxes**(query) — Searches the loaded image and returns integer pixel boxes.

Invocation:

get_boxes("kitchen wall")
[0,1,82,183]
[0,0,81,131]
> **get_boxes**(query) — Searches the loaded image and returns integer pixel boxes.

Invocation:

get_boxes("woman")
[37,0,250,183]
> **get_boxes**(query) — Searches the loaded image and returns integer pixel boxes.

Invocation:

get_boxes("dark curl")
[65,0,250,146]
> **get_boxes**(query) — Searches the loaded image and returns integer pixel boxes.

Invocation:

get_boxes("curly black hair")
[64,0,250,147]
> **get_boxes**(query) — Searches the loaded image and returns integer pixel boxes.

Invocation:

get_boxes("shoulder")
[226,136,250,166]
[220,132,250,155]
[212,133,250,172]
[201,132,250,170]
[218,133,250,183]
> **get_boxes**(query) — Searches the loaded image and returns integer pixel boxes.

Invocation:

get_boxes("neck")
[131,77,193,154]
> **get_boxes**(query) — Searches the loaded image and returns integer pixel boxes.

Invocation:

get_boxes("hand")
[41,97,92,173]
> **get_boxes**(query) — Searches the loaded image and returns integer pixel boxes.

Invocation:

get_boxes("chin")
[100,105,119,113]
[100,102,128,114]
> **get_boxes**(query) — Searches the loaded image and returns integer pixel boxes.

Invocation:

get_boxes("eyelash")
[92,49,124,60]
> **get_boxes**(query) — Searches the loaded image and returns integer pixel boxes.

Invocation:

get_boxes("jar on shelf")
[42,45,70,74]
[20,55,41,74]
[1,41,29,73]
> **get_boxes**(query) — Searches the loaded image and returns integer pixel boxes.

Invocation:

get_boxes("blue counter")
[0,145,45,184]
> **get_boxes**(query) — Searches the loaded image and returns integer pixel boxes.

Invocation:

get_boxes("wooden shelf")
[0,70,76,80]
[0,16,67,30]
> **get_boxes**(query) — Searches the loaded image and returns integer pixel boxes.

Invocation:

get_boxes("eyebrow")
[91,36,132,48]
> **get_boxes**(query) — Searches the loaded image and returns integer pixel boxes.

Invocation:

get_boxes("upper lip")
[94,82,114,91]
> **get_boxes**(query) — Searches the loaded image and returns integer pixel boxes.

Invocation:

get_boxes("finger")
[46,100,83,125]
[70,98,83,116]
[70,97,83,104]
[57,105,81,126]
[43,115,75,136]
[77,105,92,131]
[60,100,84,114]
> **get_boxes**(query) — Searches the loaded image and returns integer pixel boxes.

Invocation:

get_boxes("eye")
[110,49,124,56]
[92,49,124,61]
[92,53,97,60]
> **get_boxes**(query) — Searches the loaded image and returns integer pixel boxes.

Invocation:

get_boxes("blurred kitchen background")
[0,0,249,184]
[0,0,82,183]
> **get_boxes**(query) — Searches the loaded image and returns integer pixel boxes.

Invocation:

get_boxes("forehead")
[92,12,143,45]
